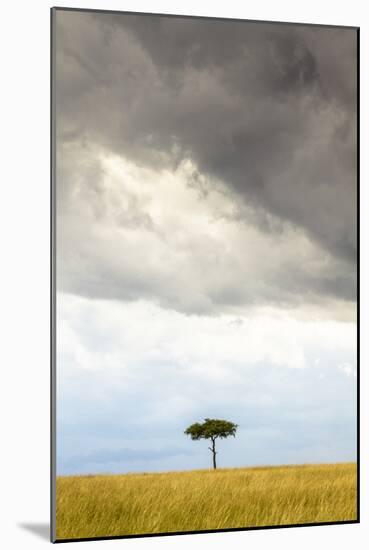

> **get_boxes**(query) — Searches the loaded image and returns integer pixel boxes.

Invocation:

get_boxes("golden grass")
[56,463,357,539]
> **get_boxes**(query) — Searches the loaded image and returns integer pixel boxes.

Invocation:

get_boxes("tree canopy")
[185,418,238,440]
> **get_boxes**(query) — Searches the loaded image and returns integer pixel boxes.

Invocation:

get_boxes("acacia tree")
[184,418,238,470]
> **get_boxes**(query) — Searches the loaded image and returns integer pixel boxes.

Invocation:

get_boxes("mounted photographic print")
[50,7,359,542]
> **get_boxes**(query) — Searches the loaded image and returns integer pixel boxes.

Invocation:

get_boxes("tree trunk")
[209,438,217,469]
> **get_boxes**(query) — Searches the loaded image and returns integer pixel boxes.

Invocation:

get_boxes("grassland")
[56,462,357,540]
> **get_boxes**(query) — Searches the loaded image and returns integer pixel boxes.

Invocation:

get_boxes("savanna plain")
[56,462,357,539]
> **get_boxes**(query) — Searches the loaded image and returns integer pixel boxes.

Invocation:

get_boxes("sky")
[54,9,357,475]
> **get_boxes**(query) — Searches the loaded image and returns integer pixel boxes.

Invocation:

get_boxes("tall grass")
[56,463,356,540]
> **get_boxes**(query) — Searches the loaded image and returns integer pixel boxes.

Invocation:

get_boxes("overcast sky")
[54,9,357,475]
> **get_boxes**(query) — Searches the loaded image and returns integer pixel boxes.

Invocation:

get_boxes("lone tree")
[184,418,238,470]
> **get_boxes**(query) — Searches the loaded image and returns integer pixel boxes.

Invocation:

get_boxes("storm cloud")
[55,11,357,315]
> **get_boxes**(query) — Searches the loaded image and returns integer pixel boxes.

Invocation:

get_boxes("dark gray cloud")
[54,10,357,313]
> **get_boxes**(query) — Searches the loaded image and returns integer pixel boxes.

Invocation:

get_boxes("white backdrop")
[0,0,367,548]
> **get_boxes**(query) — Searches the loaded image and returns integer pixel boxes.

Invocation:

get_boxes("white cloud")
[338,362,356,377]
[58,292,356,380]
